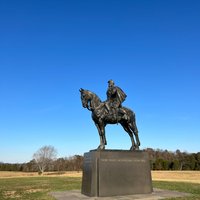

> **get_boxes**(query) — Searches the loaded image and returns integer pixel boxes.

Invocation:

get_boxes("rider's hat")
[108,79,114,85]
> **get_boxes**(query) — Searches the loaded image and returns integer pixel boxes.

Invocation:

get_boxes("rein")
[88,92,101,111]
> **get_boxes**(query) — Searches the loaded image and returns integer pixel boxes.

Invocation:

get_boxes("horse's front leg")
[101,124,107,146]
[95,123,105,150]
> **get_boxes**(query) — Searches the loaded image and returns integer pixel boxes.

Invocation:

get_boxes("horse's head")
[79,88,92,110]
[79,88,101,111]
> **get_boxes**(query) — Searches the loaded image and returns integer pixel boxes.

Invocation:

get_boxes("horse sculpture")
[79,88,140,150]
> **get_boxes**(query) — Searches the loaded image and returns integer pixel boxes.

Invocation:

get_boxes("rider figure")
[103,80,127,120]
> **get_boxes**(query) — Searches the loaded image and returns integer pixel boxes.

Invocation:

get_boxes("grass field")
[151,171,200,184]
[0,171,199,199]
[0,171,82,178]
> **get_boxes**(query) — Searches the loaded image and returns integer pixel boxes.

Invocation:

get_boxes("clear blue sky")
[0,0,200,163]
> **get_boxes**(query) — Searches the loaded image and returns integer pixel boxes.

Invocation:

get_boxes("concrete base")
[81,150,153,197]
[50,188,190,200]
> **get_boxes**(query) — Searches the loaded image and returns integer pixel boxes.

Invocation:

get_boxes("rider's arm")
[111,86,117,95]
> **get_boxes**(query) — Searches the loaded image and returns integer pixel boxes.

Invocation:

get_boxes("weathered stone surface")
[81,150,153,197]
[50,188,190,200]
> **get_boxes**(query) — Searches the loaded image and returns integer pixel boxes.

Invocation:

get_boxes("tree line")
[0,155,83,172]
[0,148,199,172]
[145,148,200,170]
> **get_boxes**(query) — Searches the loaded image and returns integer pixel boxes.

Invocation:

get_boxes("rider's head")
[108,80,115,87]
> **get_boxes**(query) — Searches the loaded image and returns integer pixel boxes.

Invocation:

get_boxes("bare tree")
[33,145,57,174]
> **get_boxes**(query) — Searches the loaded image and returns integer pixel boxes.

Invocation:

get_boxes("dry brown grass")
[3,190,21,198]
[0,171,199,184]
[0,171,37,178]
[151,170,200,184]
[0,171,82,178]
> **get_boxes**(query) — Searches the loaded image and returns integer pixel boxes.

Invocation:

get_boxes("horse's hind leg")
[130,120,140,147]
[121,123,136,150]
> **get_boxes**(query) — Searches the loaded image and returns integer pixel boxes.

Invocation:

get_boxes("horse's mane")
[87,90,102,103]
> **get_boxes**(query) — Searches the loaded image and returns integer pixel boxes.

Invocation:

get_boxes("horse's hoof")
[130,146,135,151]
[130,146,139,151]
[97,146,101,150]
[97,145,105,151]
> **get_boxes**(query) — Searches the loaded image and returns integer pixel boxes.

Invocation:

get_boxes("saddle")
[96,104,127,121]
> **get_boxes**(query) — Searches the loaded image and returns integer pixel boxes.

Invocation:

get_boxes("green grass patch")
[153,181,200,200]
[0,177,81,200]
[0,177,200,199]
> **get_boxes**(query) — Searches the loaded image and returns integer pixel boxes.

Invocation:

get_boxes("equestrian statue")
[80,80,140,151]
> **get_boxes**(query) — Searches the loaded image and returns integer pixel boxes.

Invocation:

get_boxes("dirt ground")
[0,171,199,184]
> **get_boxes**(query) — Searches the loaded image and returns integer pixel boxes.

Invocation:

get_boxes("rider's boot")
[99,103,109,122]
[99,113,104,122]
[120,109,128,120]
[111,108,118,122]
[123,114,128,120]
[113,113,117,120]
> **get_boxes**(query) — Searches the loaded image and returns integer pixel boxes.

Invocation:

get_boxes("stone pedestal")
[81,150,153,197]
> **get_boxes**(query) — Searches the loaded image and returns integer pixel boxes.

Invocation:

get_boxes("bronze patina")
[80,80,140,150]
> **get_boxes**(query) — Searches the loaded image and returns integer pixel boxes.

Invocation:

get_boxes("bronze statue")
[80,80,140,150]
[102,80,127,121]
